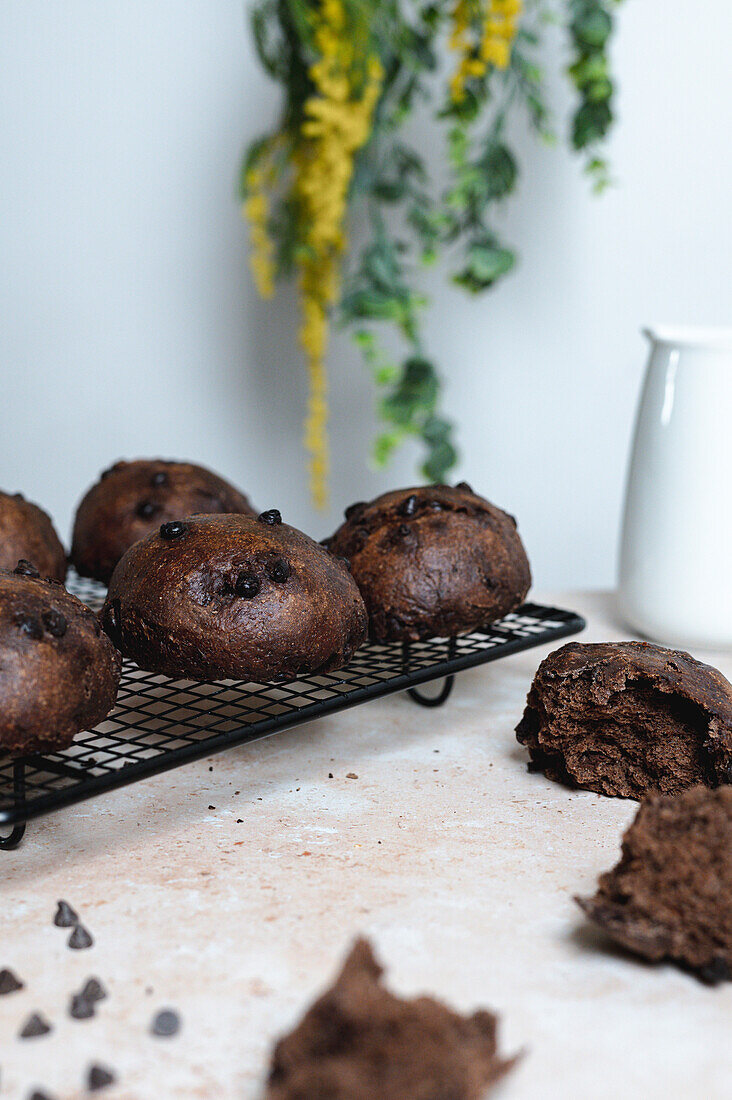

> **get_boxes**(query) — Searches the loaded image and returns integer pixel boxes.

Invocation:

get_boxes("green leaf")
[572,8,612,50]
[453,241,515,293]
[481,143,518,200]
[422,439,458,482]
[572,100,612,148]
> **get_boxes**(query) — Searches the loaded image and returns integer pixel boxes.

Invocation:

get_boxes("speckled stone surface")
[1,592,730,1099]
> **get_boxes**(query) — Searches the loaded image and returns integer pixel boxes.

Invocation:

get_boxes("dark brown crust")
[102,513,368,681]
[577,785,732,984]
[0,491,67,582]
[323,484,531,643]
[71,459,256,583]
[266,938,517,1100]
[0,570,121,754]
[516,641,732,799]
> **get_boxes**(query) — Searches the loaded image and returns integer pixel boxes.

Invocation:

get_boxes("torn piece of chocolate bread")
[264,938,517,1100]
[577,785,732,983]
[516,641,732,799]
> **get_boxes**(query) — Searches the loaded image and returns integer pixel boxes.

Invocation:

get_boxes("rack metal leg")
[403,638,457,708]
[0,760,27,851]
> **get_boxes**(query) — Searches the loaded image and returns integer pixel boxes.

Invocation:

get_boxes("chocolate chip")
[54,899,78,927]
[42,610,67,637]
[699,956,732,985]
[267,559,290,583]
[13,559,40,577]
[14,612,43,640]
[136,500,158,519]
[397,524,410,538]
[398,494,418,517]
[235,572,260,598]
[160,520,187,540]
[13,491,25,500]
[456,481,473,492]
[257,509,282,525]
[19,1013,52,1039]
[87,1064,116,1091]
[344,501,366,520]
[151,471,168,487]
[80,977,107,1003]
[68,924,93,950]
[102,599,122,644]
[0,967,23,994]
[28,1090,56,1100]
[69,993,95,1020]
[150,1008,181,1037]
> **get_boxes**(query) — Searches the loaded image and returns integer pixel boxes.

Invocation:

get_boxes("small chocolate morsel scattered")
[267,559,291,583]
[151,1008,181,1037]
[13,559,40,577]
[0,967,24,994]
[14,612,43,640]
[328,773,333,779]
[19,1013,52,1039]
[397,524,410,539]
[136,500,157,519]
[258,509,282,526]
[87,1064,116,1091]
[80,977,107,1003]
[151,470,168,487]
[398,494,418,517]
[42,609,67,637]
[208,805,215,810]
[68,923,93,950]
[346,773,358,780]
[456,481,473,492]
[28,1090,56,1100]
[54,899,78,927]
[699,957,732,986]
[344,501,366,520]
[160,520,187,541]
[70,993,95,1020]
[235,572,260,598]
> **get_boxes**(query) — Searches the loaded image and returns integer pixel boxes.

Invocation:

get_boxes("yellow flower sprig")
[449,0,522,103]
[293,0,382,508]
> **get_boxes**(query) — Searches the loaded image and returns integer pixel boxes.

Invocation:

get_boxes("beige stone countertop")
[1,591,730,1100]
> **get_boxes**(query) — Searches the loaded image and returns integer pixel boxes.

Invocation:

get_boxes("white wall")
[2,1,731,589]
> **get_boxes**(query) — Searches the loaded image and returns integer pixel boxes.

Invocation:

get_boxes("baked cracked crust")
[101,512,368,681]
[0,491,66,582]
[577,785,732,984]
[516,640,732,799]
[323,483,531,643]
[0,563,121,754]
[71,458,255,583]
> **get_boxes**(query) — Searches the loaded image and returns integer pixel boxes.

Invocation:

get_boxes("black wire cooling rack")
[0,572,584,848]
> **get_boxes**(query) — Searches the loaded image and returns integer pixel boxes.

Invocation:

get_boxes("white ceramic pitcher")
[618,326,732,650]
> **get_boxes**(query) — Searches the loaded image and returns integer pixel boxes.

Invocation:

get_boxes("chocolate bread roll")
[516,641,732,799]
[101,512,367,681]
[71,459,255,583]
[0,563,121,754]
[577,785,732,984]
[0,491,66,582]
[323,483,531,643]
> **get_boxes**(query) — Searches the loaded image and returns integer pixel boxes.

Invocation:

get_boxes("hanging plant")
[241,0,623,506]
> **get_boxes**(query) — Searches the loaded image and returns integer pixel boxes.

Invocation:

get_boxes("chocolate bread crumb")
[265,938,517,1099]
[577,785,732,983]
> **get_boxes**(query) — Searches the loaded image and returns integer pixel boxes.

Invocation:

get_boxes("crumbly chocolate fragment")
[516,641,732,799]
[87,1064,116,1091]
[71,459,255,583]
[0,967,23,994]
[68,924,94,950]
[19,1013,52,1039]
[70,993,95,1020]
[53,899,78,928]
[324,484,531,643]
[265,938,517,1100]
[577,785,732,983]
[151,1008,181,1037]
[0,573,121,755]
[0,491,67,582]
[102,514,367,681]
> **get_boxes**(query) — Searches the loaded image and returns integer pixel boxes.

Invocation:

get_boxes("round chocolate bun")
[0,562,121,754]
[101,512,368,681]
[323,483,531,643]
[0,491,66,582]
[71,459,256,584]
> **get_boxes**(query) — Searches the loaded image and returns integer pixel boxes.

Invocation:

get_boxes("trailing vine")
[241,0,623,506]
